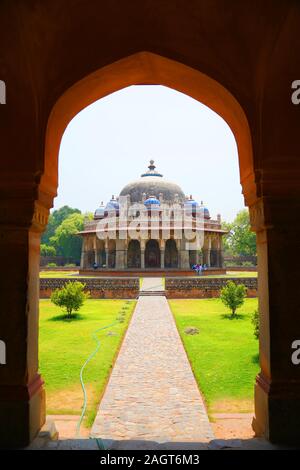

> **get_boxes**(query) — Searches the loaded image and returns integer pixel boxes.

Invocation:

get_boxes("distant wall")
[226,266,257,272]
[224,255,257,267]
[40,277,139,299]
[41,266,78,271]
[40,256,79,267]
[165,277,257,298]
[79,268,227,277]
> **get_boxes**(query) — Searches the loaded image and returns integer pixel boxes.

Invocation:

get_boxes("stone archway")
[2,53,259,447]
[108,240,116,269]
[145,240,161,268]
[189,251,196,267]
[165,239,178,268]
[127,240,141,268]
[1,2,299,445]
[97,240,106,268]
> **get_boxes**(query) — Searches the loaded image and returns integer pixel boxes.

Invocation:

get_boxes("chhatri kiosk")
[79,161,227,273]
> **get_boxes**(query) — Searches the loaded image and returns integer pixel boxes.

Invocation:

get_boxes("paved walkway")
[140,277,164,292]
[90,278,214,445]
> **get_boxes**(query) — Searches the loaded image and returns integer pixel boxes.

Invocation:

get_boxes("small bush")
[41,244,56,257]
[47,262,57,268]
[220,281,246,318]
[252,309,259,339]
[51,281,90,319]
[241,261,255,267]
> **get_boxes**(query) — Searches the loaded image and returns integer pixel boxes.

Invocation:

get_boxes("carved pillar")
[140,250,145,269]
[115,239,126,269]
[219,234,224,268]
[80,237,87,269]
[105,241,109,268]
[207,235,211,267]
[160,239,165,269]
[250,198,300,444]
[140,240,145,269]
[175,239,181,269]
[180,238,190,269]
[0,197,48,447]
[93,238,98,265]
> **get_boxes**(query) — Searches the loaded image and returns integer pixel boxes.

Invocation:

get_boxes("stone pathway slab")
[91,283,214,444]
[140,277,164,292]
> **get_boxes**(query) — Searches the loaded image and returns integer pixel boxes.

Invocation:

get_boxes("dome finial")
[141,159,163,178]
[148,159,155,171]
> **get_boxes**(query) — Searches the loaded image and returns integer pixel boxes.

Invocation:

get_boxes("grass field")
[40,270,257,279]
[169,298,259,415]
[39,299,136,427]
[39,270,79,278]
[204,271,257,278]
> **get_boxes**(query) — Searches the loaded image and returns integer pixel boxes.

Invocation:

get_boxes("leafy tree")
[41,206,81,245]
[223,209,256,257]
[252,309,259,339]
[220,281,246,318]
[222,221,234,256]
[51,281,90,319]
[40,244,56,257]
[50,213,85,261]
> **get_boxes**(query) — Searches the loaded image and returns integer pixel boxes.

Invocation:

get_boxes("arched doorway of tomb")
[145,240,161,268]
[210,236,219,267]
[97,240,106,267]
[108,239,116,268]
[165,239,178,268]
[189,250,197,267]
[127,240,141,268]
[85,236,95,268]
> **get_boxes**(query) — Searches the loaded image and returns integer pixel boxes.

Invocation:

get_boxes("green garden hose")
[76,303,131,448]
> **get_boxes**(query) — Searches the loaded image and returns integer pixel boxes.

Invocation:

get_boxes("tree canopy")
[41,206,92,262]
[50,213,85,260]
[223,209,256,257]
[41,206,81,245]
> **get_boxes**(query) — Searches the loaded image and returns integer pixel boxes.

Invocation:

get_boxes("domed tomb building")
[79,161,227,271]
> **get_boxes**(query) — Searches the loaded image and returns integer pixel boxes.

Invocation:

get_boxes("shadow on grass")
[221,313,245,320]
[48,313,85,322]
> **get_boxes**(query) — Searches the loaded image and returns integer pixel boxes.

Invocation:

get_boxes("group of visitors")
[191,263,207,275]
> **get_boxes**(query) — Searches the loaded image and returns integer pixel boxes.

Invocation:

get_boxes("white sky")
[55,85,245,222]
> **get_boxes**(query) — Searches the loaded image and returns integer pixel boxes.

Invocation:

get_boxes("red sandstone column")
[0,200,47,447]
[251,198,300,444]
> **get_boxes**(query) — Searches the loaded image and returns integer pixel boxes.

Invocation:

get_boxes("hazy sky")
[55,85,245,222]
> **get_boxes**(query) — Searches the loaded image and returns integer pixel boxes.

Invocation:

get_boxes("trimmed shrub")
[51,281,90,319]
[220,281,246,318]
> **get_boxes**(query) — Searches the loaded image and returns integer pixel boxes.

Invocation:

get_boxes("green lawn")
[39,299,136,427]
[204,271,257,278]
[39,271,107,279]
[40,271,257,281]
[39,270,79,278]
[169,298,259,415]
[226,270,257,277]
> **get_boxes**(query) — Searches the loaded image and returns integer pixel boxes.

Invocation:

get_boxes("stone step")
[139,291,166,296]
